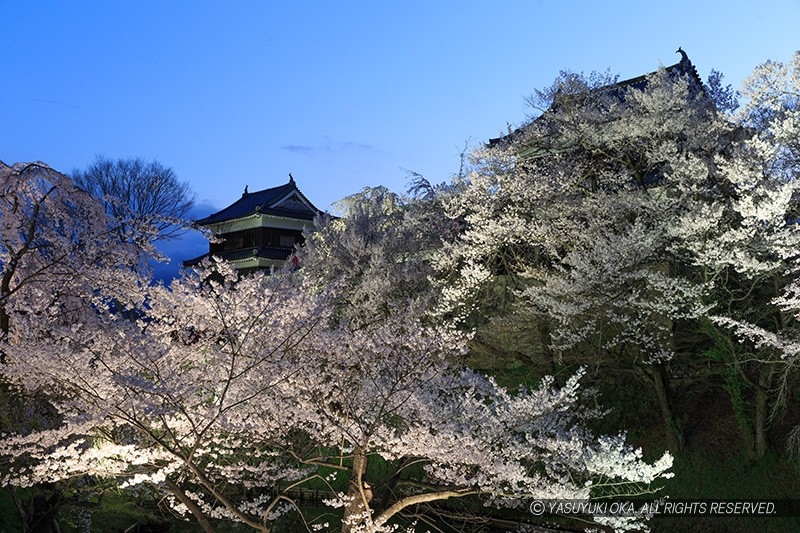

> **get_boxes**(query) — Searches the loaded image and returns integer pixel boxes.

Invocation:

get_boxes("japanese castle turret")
[184,174,323,274]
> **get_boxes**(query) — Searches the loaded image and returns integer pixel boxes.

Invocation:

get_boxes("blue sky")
[2,1,798,279]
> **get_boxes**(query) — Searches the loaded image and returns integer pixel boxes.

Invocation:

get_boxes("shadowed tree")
[72,156,195,245]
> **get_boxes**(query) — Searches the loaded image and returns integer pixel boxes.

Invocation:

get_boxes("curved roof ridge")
[195,175,324,226]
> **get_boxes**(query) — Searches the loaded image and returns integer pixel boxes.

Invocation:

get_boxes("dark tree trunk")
[1,269,12,363]
[537,318,558,374]
[753,366,774,460]
[647,362,685,452]
[11,487,63,533]
[165,478,215,533]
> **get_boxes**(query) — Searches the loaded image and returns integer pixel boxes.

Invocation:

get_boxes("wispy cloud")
[279,138,376,157]
[279,145,319,156]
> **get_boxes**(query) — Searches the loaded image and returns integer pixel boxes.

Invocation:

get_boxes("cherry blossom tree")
[297,185,452,329]
[289,177,675,532]
[0,161,150,348]
[432,66,715,450]
[286,315,673,532]
[0,161,157,529]
[431,57,800,455]
[0,256,673,532]
[708,51,800,458]
[0,261,325,531]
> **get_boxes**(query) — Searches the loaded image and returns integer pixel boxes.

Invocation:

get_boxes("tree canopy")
[72,155,195,244]
[0,260,672,532]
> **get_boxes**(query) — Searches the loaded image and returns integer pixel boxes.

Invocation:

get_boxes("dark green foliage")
[0,487,24,532]
[657,451,800,533]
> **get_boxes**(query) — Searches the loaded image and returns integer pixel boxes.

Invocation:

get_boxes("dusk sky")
[2,1,798,278]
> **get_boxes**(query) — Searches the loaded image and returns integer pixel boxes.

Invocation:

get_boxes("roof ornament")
[288,172,294,184]
[242,185,249,197]
[676,47,689,65]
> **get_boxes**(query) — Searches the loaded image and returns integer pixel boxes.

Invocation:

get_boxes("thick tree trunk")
[1,272,11,363]
[373,458,408,515]
[0,307,9,364]
[342,449,373,533]
[536,318,558,373]
[753,366,774,460]
[165,478,216,533]
[11,486,62,533]
[0,306,8,338]
[647,363,684,452]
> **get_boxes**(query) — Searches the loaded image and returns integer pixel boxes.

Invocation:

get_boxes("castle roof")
[195,174,323,226]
